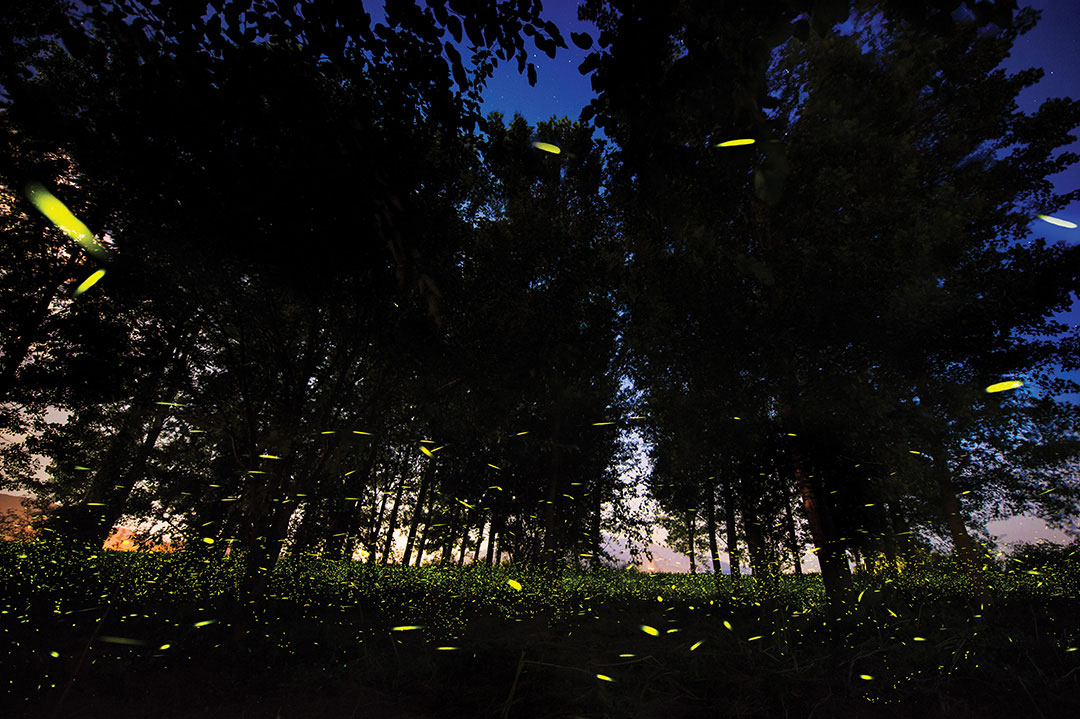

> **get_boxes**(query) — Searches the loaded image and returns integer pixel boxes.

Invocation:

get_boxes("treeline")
[0,0,1077,622]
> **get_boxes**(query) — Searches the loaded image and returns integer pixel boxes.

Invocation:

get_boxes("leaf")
[465,16,484,46]
[447,15,462,43]
[535,35,556,59]
[527,61,537,87]
[578,52,600,75]
[571,31,593,50]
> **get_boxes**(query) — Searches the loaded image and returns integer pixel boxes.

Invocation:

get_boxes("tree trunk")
[457,519,470,566]
[792,451,852,612]
[542,444,563,571]
[442,505,460,564]
[366,486,390,564]
[722,474,741,577]
[705,479,722,575]
[401,460,435,566]
[0,254,79,401]
[327,443,380,560]
[739,473,773,582]
[414,494,437,566]
[380,470,407,564]
[888,501,919,568]
[937,469,992,605]
[686,509,696,575]
[472,519,484,564]
[784,482,803,575]
[590,479,603,570]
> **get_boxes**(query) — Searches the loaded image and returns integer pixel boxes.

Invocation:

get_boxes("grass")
[1,539,1078,718]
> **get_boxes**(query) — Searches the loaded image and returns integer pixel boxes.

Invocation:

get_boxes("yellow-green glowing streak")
[73,269,106,296]
[1037,214,1077,229]
[986,380,1024,393]
[532,141,562,154]
[25,183,109,260]
[716,138,755,147]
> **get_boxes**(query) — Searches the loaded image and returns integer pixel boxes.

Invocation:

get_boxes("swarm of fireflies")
[532,141,561,154]
[1036,214,1077,229]
[986,380,1023,393]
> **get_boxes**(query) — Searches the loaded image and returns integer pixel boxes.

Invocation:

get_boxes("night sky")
[8,2,1076,570]
[438,0,1080,568]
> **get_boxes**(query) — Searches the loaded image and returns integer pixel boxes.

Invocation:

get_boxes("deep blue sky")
[440,0,1080,566]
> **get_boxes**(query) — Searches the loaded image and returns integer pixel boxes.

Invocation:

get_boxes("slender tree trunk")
[0,254,80,400]
[705,480,722,575]
[327,443,380,560]
[784,483,803,575]
[414,498,436,567]
[381,471,407,564]
[366,487,390,564]
[472,519,484,564]
[485,508,500,566]
[401,460,434,566]
[457,520,470,566]
[590,480,602,570]
[740,478,770,580]
[687,509,696,575]
[542,444,563,571]
[442,505,460,564]
[722,474,741,577]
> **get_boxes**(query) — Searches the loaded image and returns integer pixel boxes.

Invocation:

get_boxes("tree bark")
[705,479,722,575]
[541,442,563,571]
[722,474,741,577]
[366,485,390,564]
[792,450,852,611]
[401,459,434,566]
[381,469,407,564]
[784,482,803,575]
[937,466,992,605]
[686,508,696,575]
[442,505,460,564]
[0,253,80,401]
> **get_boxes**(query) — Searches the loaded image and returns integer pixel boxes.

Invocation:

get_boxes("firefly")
[716,138,755,147]
[73,269,106,296]
[532,141,561,154]
[1036,214,1077,229]
[986,380,1023,393]
[24,182,110,260]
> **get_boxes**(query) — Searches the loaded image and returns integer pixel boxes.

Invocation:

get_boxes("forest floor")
[2,544,1079,718]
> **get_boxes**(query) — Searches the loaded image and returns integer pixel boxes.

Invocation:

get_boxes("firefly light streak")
[1036,214,1077,229]
[24,181,111,296]
[986,380,1024,393]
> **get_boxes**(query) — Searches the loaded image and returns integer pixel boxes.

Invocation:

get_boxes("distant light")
[532,141,561,154]
[986,380,1024,393]
[716,139,755,147]
[1036,214,1077,229]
